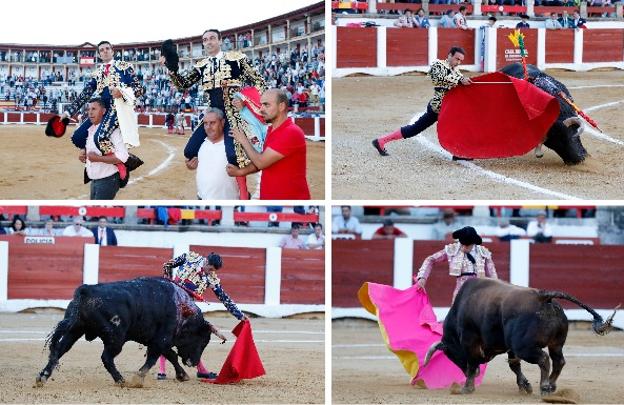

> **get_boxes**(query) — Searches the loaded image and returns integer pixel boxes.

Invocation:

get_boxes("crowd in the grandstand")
[0,43,325,114]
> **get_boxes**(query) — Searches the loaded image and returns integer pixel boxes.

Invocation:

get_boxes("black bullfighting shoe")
[452,155,473,161]
[372,139,389,156]
[157,373,167,380]
[197,371,218,379]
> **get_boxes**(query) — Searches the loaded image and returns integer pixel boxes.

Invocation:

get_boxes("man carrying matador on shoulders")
[51,41,144,184]
[159,29,266,200]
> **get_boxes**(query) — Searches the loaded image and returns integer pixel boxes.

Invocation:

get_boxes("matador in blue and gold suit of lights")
[67,59,144,154]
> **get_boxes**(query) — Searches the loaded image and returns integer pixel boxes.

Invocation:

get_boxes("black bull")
[425,278,618,395]
[500,63,588,165]
[36,277,215,387]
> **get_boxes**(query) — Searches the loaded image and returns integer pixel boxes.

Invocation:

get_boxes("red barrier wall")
[98,246,174,283]
[23,113,37,123]
[496,28,538,70]
[137,114,150,126]
[337,27,377,68]
[294,117,326,137]
[545,30,575,63]
[583,29,624,63]
[189,245,265,304]
[387,29,429,67]
[413,241,510,307]
[281,249,324,304]
[1,236,90,299]
[332,239,394,307]
[438,29,475,64]
[529,244,624,308]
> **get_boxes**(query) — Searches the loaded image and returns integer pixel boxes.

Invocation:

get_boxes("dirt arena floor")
[333,319,624,404]
[0,312,324,404]
[333,70,624,199]
[0,126,324,200]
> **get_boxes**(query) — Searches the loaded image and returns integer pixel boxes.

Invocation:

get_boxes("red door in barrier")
[281,249,324,305]
[2,236,91,299]
[437,29,475,65]
[386,29,429,67]
[332,239,394,307]
[496,28,538,70]
[583,29,624,63]
[545,29,574,63]
[337,27,378,68]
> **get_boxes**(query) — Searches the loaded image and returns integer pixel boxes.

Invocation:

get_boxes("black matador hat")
[452,226,483,246]
[45,116,70,137]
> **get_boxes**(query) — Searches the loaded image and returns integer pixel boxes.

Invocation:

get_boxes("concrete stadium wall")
[333,26,624,76]
[0,237,324,317]
[331,239,624,330]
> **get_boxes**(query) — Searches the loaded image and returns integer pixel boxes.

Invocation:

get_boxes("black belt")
[458,272,476,277]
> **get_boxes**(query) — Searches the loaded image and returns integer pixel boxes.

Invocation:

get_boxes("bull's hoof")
[460,385,475,394]
[34,375,47,387]
[115,378,126,388]
[541,384,556,395]
[176,372,190,382]
[518,381,533,395]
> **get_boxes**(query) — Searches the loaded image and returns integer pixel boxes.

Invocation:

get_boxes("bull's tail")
[44,286,85,352]
[539,290,620,336]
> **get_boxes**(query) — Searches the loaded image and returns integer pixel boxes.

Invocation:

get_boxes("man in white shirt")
[526,211,553,243]
[545,13,563,30]
[495,219,526,242]
[332,206,363,237]
[185,108,239,199]
[62,217,93,237]
[79,98,129,200]
[306,223,325,250]
[454,6,469,30]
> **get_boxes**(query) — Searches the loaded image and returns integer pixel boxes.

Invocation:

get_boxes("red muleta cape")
[437,71,560,159]
[203,320,265,384]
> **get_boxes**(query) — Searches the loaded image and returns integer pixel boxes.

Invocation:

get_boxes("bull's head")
[175,317,212,367]
[544,115,588,165]
[424,339,467,372]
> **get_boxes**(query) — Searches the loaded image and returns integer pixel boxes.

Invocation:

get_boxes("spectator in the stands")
[454,6,469,30]
[372,219,408,240]
[332,206,362,237]
[9,216,29,236]
[279,223,306,249]
[439,10,457,28]
[482,16,497,29]
[495,219,527,242]
[415,8,431,29]
[527,211,553,243]
[394,9,417,28]
[545,12,563,30]
[35,219,59,236]
[559,10,575,28]
[62,216,93,237]
[432,209,459,240]
[306,223,325,250]
[516,14,531,29]
[573,10,587,29]
[91,216,118,246]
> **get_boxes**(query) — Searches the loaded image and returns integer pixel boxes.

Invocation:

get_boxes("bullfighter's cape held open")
[437,71,560,159]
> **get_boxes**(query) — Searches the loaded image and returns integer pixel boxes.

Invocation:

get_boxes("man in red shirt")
[372,219,408,240]
[228,88,310,199]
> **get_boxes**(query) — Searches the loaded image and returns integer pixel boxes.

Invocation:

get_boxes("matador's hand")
[460,77,473,85]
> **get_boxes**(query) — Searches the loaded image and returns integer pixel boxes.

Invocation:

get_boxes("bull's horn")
[563,116,582,128]
[424,341,444,367]
[595,304,620,336]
